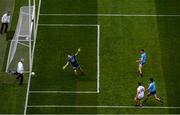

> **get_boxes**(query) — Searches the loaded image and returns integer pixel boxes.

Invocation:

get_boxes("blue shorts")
[148,91,156,96]
[72,63,80,70]
[140,62,146,66]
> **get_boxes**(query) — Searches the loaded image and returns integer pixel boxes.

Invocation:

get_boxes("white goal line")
[24,0,42,114]
[29,91,98,94]
[27,105,180,109]
[40,13,180,17]
[38,23,99,27]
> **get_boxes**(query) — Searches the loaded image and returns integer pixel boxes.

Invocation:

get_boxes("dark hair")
[7,11,10,15]
[138,82,142,86]
[150,78,154,82]
[141,49,144,52]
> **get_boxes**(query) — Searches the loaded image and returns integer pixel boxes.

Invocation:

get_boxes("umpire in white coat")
[0,11,10,34]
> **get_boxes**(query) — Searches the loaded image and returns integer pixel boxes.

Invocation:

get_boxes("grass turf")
[0,0,180,114]
[31,26,98,91]
[27,0,180,114]
[0,0,29,113]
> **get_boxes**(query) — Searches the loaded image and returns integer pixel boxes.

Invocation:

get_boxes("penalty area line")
[35,24,100,93]
[29,91,99,94]
[38,23,99,27]
[27,105,180,109]
[97,25,100,93]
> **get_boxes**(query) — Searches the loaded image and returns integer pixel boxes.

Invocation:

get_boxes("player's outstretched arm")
[145,86,150,92]
[75,48,81,56]
[136,58,141,63]
[63,62,69,70]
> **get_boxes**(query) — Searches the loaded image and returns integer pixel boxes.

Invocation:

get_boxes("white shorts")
[137,94,144,100]
[139,64,142,68]
[139,63,145,68]
[139,64,145,69]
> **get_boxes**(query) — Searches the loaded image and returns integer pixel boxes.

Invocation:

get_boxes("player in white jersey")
[134,82,145,107]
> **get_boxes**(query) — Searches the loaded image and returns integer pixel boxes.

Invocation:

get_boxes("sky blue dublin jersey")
[140,52,146,64]
[149,82,156,93]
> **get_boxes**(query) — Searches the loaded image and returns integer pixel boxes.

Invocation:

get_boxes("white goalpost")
[24,0,39,114]
[6,5,35,74]
[5,3,36,115]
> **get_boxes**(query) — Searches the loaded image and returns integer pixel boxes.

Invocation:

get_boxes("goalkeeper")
[63,48,85,76]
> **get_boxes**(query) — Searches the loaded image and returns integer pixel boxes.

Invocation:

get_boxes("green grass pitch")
[0,0,180,114]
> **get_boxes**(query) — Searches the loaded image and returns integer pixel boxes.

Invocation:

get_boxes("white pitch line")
[29,91,98,94]
[97,25,100,93]
[38,23,98,27]
[40,13,180,17]
[24,0,42,114]
[27,105,180,109]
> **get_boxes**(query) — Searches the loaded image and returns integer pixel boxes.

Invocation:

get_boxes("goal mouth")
[6,6,35,73]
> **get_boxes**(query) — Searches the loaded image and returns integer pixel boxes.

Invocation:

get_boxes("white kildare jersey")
[137,86,145,99]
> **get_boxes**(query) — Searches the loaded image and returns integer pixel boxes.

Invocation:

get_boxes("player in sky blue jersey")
[63,48,85,76]
[144,78,163,103]
[136,49,146,77]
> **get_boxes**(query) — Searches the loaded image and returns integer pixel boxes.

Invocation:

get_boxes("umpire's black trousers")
[16,73,24,85]
[0,23,8,34]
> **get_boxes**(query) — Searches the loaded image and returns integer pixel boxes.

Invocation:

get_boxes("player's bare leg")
[134,97,138,105]
[139,100,142,107]
[137,69,140,76]
[134,97,141,106]
[138,64,143,77]
[74,69,78,76]
[79,67,85,76]
[154,96,163,103]
[134,97,137,105]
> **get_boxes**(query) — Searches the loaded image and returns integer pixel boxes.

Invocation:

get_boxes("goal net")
[6,6,35,73]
